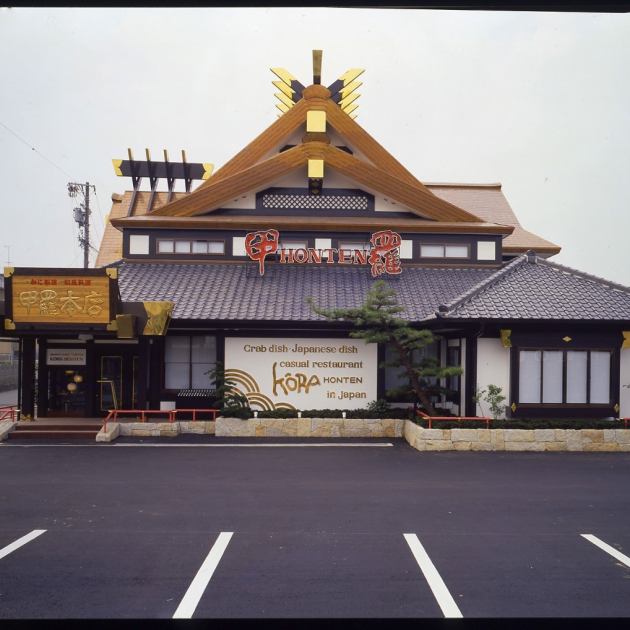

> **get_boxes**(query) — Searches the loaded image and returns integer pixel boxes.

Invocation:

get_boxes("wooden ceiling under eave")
[110,213,514,236]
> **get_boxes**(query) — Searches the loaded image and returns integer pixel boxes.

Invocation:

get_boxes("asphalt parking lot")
[1,438,630,619]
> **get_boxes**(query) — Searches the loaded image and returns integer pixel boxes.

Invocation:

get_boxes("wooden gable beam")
[149,144,309,217]
[194,97,312,191]
[321,144,484,223]
[323,99,428,191]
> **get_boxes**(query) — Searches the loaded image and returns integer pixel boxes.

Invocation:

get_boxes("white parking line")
[403,533,463,619]
[0,530,46,561]
[173,531,233,619]
[1,443,394,448]
[581,534,630,568]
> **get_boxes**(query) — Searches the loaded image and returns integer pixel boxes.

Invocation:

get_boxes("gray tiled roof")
[117,255,630,323]
[439,254,630,321]
[117,262,495,322]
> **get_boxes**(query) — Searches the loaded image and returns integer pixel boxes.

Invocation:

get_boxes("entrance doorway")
[94,349,140,414]
[47,366,87,417]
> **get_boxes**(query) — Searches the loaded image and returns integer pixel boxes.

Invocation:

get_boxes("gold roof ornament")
[272,50,364,119]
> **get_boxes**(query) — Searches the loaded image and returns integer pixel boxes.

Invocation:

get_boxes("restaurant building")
[3,53,630,421]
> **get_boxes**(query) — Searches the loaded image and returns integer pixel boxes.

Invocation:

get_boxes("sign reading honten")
[8,273,112,325]
[245,229,403,277]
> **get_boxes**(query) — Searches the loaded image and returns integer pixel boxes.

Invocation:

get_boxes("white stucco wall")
[620,348,630,417]
[476,338,510,418]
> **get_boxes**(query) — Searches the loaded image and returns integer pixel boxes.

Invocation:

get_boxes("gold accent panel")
[275,103,290,115]
[274,91,295,109]
[306,110,326,133]
[273,80,294,98]
[562,336,572,343]
[20,414,32,422]
[4,266,14,278]
[202,163,214,180]
[308,159,324,179]
[4,318,15,330]
[500,329,512,348]
[338,80,362,99]
[339,91,361,110]
[343,103,359,116]
[511,402,517,413]
[112,159,123,176]
[142,301,174,336]
[270,67,298,87]
[106,267,118,280]
[115,314,136,339]
[106,319,118,332]
[338,68,365,86]
[622,332,630,349]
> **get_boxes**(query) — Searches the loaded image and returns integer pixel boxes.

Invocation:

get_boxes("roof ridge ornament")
[272,51,364,120]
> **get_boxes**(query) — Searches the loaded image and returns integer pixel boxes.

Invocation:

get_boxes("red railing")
[0,405,17,421]
[103,408,219,431]
[416,410,492,429]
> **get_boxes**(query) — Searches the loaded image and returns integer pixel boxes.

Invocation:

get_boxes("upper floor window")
[157,239,225,255]
[338,241,371,253]
[279,240,308,251]
[420,243,469,259]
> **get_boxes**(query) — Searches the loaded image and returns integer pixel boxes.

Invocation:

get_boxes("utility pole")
[67,181,95,268]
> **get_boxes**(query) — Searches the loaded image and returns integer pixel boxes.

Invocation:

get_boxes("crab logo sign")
[244,229,403,277]
[245,229,279,276]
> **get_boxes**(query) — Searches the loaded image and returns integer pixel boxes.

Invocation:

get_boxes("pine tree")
[308,280,462,415]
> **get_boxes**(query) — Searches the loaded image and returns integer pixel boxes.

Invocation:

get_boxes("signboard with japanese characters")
[244,229,403,277]
[3,268,117,328]
[225,337,378,411]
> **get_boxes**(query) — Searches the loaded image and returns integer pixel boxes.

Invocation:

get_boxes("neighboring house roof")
[117,261,496,322]
[427,184,560,255]
[95,190,190,268]
[438,252,630,321]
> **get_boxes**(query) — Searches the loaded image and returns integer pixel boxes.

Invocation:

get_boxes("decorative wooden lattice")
[261,192,369,211]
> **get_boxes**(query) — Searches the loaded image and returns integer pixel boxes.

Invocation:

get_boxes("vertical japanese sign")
[5,269,115,325]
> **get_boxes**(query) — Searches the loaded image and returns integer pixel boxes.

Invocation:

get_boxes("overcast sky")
[1,8,628,284]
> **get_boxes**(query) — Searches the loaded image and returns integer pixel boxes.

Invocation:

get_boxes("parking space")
[1,440,630,618]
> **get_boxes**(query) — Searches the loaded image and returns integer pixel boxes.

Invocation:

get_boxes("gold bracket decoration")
[142,301,174,336]
[115,314,136,339]
[614,403,620,413]
[622,332,630,349]
[511,402,517,413]
[3,266,14,278]
[112,159,123,176]
[4,318,16,331]
[106,319,118,332]
[499,329,512,348]
[202,163,214,180]
[562,336,572,343]
[106,267,118,280]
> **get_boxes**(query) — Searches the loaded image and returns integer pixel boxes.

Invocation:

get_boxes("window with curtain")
[517,348,611,405]
[164,336,217,389]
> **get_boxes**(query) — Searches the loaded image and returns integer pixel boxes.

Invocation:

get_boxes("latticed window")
[261,192,369,211]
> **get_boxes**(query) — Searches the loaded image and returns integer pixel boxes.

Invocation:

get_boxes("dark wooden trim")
[85,339,96,416]
[36,337,48,417]
[464,333,478,416]
[20,337,36,419]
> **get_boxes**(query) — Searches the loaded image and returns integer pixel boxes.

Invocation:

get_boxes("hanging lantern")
[67,382,77,393]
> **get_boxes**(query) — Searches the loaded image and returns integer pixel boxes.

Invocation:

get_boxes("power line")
[0,120,74,180]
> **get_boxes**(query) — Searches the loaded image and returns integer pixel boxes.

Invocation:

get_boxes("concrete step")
[9,429,99,439]
[15,424,101,432]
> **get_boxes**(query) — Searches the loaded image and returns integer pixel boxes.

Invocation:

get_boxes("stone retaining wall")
[215,417,405,438]
[403,421,630,452]
[96,420,215,442]
[0,419,16,441]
